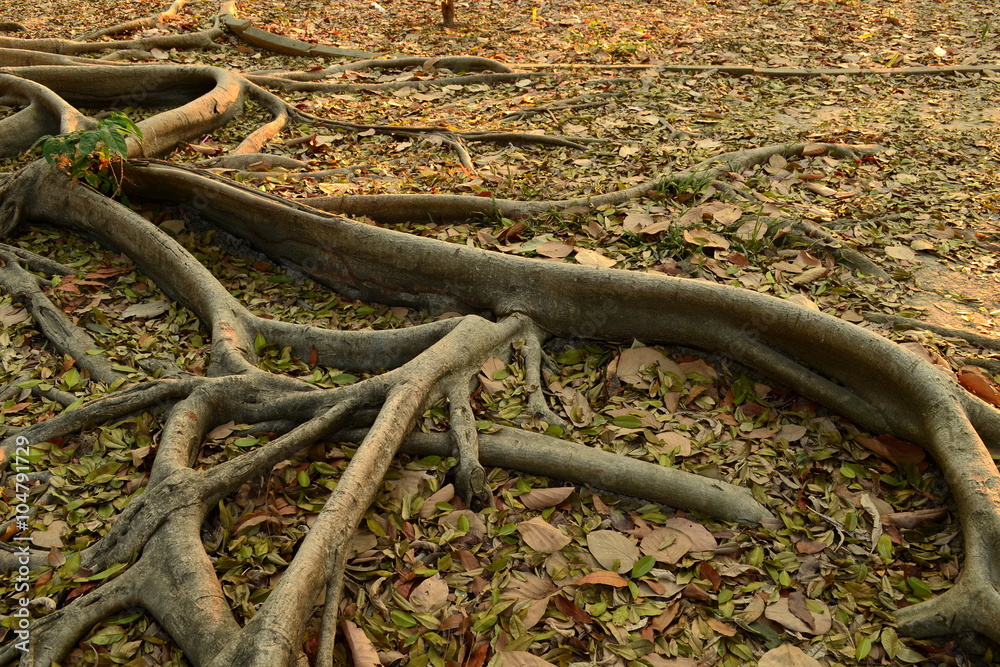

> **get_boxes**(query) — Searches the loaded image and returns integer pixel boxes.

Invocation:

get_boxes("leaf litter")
[1,0,1000,665]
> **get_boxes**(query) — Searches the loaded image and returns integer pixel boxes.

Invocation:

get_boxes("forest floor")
[1,0,1000,666]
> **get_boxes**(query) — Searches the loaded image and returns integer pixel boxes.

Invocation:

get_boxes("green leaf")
[612,415,643,429]
[856,633,874,660]
[907,577,933,599]
[880,627,901,659]
[630,554,655,578]
[83,562,128,581]
[390,610,417,628]
[877,533,894,563]
[254,333,267,354]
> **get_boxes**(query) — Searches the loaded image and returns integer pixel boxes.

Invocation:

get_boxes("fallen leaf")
[623,212,654,232]
[712,204,742,225]
[576,570,629,587]
[855,434,925,465]
[520,486,575,510]
[683,228,730,250]
[643,657,697,667]
[0,305,29,328]
[884,508,949,528]
[517,517,571,553]
[885,245,917,262]
[121,300,171,319]
[410,575,449,612]
[32,520,69,549]
[617,347,683,388]
[419,484,455,518]
[500,652,551,667]
[958,367,1000,407]
[442,510,487,537]
[759,644,822,667]
[574,247,616,268]
[665,517,716,551]
[707,617,737,637]
[534,241,574,258]
[640,527,692,564]
[340,619,380,667]
[503,572,557,600]
[587,529,640,572]
[787,590,816,632]
[553,594,591,623]
[764,598,831,635]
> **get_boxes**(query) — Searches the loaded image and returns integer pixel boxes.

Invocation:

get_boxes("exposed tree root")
[866,312,1000,352]
[307,142,878,225]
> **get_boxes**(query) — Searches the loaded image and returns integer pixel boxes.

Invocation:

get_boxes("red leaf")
[464,643,489,667]
[958,368,1000,407]
[855,434,925,465]
[575,570,629,588]
[699,561,722,592]
[553,594,591,623]
[682,582,711,601]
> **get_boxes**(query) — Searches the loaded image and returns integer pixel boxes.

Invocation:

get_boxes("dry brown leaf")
[548,381,594,427]
[442,510,487,537]
[0,305,30,328]
[665,517,716,551]
[805,183,836,197]
[885,245,918,262]
[419,483,456,518]
[712,204,742,225]
[764,598,831,635]
[410,574,449,612]
[958,367,1000,406]
[574,247,616,268]
[523,597,550,629]
[517,517,571,553]
[707,617,737,637]
[587,530,640,572]
[787,590,816,632]
[31,520,68,549]
[884,508,949,528]
[502,572,557,600]
[386,469,434,500]
[640,527,692,564]
[758,644,823,667]
[800,143,828,157]
[855,434,925,465]
[683,228,730,250]
[534,241,574,258]
[643,657,697,667]
[790,266,829,284]
[500,651,552,667]
[655,432,691,456]
[339,619,380,667]
[520,486,575,510]
[575,570,629,587]
[617,347,683,388]
[738,594,766,623]
[623,212,654,232]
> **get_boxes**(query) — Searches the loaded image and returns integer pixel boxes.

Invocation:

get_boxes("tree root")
[306,142,878,225]
[866,312,1000,352]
